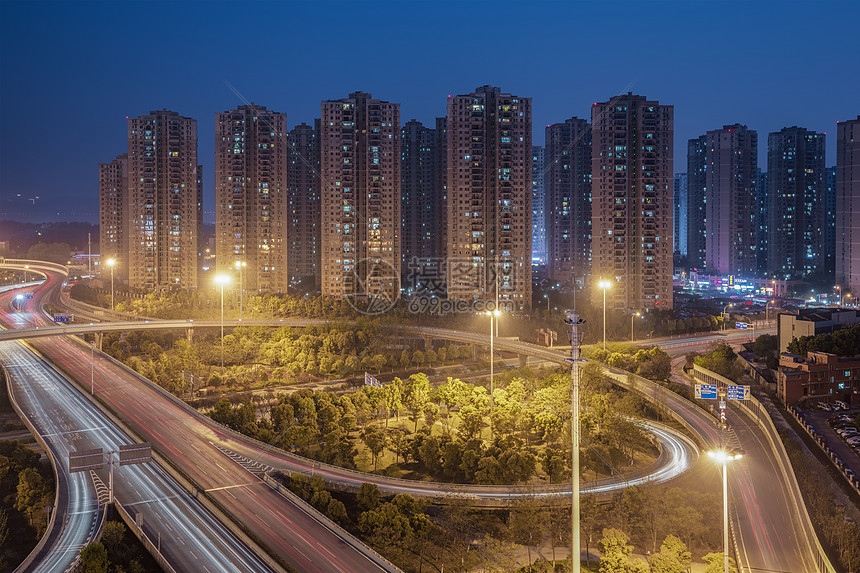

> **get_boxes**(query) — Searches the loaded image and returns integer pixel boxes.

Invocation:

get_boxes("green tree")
[509,495,547,570]
[649,534,691,573]
[15,467,45,514]
[79,542,109,573]
[361,427,387,471]
[703,553,737,573]
[598,528,633,573]
[100,520,126,554]
[357,482,380,511]
[403,373,431,432]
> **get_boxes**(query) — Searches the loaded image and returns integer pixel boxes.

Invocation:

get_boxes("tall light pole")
[566,310,586,573]
[708,449,744,573]
[235,261,246,319]
[106,258,116,311]
[598,280,611,350]
[486,308,500,439]
[90,339,95,395]
[631,311,641,343]
[766,299,776,324]
[722,303,733,331]
[215,274,231,368]
[836,285,842,306]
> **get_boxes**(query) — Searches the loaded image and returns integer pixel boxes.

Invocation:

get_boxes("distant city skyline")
[2,0,858,223]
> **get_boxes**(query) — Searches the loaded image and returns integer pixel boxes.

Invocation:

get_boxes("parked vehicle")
[834,400,848,410]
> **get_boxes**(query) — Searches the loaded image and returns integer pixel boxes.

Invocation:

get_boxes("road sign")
[53,313,70,323]
[69,448,104,473]
[720,400,727,410]
[695,383,719,400]
[727,384,750,400]
[735,322,748,330]
[119,443,152,466]
[24,293,33,299]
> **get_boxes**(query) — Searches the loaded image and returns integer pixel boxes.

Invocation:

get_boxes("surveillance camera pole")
[566,309,586,572]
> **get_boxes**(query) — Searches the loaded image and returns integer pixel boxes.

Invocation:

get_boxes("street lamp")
[708,449,744,573]
[486,308,501,439]
[722,303,733,331]
[234,261,246,319]
[215,274,231,368]
[631,311,641,343]
[105,258,116,311]
[598,280,612,350]
[766,299,776,324]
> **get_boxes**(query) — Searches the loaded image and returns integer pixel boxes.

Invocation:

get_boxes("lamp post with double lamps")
[215,274,231,368]
[708,449,744,573]
[598,280,611,350]
[486,308,500,439]
[722,303,733,331]
[631,311,641,343]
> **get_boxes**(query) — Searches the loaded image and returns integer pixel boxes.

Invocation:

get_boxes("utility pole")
[566,309,586,573]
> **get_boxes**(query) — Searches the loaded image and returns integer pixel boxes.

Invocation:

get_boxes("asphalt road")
[0,280,283,573]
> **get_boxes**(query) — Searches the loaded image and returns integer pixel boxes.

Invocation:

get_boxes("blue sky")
[1,0,858,223]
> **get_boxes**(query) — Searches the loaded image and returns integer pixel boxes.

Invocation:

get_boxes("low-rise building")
[777,308,860,353]
[777,351,860,406]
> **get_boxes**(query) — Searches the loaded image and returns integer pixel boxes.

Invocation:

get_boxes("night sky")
[1,0,858,224]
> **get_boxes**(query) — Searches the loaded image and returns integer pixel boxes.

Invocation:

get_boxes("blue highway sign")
[695,383,719,400]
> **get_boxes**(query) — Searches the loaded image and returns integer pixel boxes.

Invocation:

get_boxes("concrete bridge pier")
[518,353,528,368]
[422,335,433,351]
[186,328,194,343]
[94,332,103,351]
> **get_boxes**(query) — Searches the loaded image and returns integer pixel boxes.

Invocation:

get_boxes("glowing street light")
[598,280,612,350]
[631,311,641,343]
[105,258,116,311]
[766,299,777,324]
[215,274,231,368]
[708,449,744,573]
[722,303,733,331]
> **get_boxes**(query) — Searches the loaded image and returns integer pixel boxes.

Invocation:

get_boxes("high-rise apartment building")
[767,126,826,279]
[686,136,707,269]
[673,173,687,256]
[320,92,401,305]
[591,93,673,311]
[127,110,200,289]
[756,169,769,273]
[446,86,532,311]
[825,166,837,281]
[836,117,860,294]
[545,118,592,283]
[215,104,288,293]
[434,117,448,286]
[401,120,441,291]
[286,121,321,289]
[703,124,758,275]
[99,153,129,282]
[532,146,546,264]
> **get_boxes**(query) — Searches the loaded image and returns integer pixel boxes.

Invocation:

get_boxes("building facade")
[673,173,687,256]
[836,117,860,295]
[766,126,826,279]
[591,93,673,311]
[545,118,592,283]
[320,92,401,307]
[686,136,707,269]
[401,120,441,292]
[445,86,532,311]
[756,169,769,274]
[98,153,129,282]
[532,145,546,264]
[778,351,860,406]
[286,121,321,289]
[127,110,200,289]
[703,124,758,275]
[215,104,288,293]
[825,166,837,281]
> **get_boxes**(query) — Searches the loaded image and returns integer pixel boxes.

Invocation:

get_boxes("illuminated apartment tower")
[766,126,826,279]
[532,146,546,264]
[703,124,758,275]
[836,116,860,294]
[127,110,200,289]
[673,173,687,256]
[686,136,707,269]
[215,105,288,293]
[320,92,401,303]
[591,93,673,311]
[446,86,532,311]
[401,119,441,292]
[545,118,592,283]
[99,153,129,282]
[286,121,321,290]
